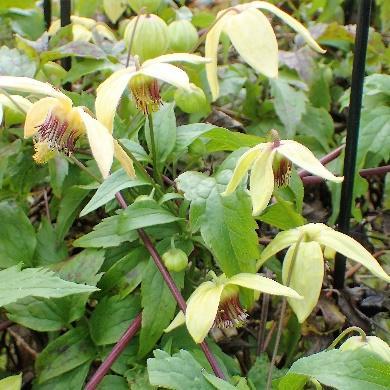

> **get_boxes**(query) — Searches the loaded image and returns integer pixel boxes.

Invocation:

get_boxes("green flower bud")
[168,20,198,53]
[124,14,168,61]
[162,248,188,272]
[339,336,390,362]
[128,0,162,14]
[174,83,207,113]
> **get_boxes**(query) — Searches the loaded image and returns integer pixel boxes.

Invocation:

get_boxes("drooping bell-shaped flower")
[205,1,325,100]
[222,130,343,216]
[165,271,302,343]
[95,53,209,129]
[258,223,390,323]
[0,76,131,179]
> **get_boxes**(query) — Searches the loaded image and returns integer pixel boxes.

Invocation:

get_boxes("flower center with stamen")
[129,74,161,115]
[33,105,83,163]
[214,285,248,329]
[272,152,292,187]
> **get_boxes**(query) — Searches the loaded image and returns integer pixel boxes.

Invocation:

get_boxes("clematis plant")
[257,223,390,323]
[205,1,325,100]
[95,53,209,127]
[165,271,302,343]
[223,130,343,216]
[0,76,129,178]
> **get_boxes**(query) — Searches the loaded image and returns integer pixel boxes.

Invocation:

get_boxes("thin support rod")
[60,0,71,89]
[43,0,51,30]
[85,314,142,390]
[334,0,372,289]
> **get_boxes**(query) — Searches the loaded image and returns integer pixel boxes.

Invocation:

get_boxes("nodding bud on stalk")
[214,285,248,329]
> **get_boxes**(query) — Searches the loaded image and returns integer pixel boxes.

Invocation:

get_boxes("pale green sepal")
[0,94,32,114]
[228,273,302,299]
[249,1,326,53]
[143,53,210,67]
[277,140,343,183]
[164,311,185,333]
[257,229,301,270]
[186,281,224,343]
[222,146,260,195]
[205,11,230,101]
[0,76,70,103]
[141,62,191,91]
[77,108,114,179]
[223,8,278,79]
[282,241,324,323]
[317,228,390,282]
[339,336,390,362]
[95,67,135,133]
[249,148,275,216]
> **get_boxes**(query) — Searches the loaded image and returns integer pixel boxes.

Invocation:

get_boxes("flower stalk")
[327,326,367,350]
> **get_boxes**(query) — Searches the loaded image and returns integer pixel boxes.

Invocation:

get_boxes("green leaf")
[357,107,390,166]
[275,373,307,390]
[0,201,36,268]
[35,325,96,384]
[34,218,68,266]
[270,79,307,138]
[73,214,138,248]
[0,0,36,9]
[202,372,237,389]
[48,157,68,197]
[118,199,182,234]
[288,348,390,390]
[56,186,91,242]
[145,102,177,170]
[0,374,22,390]
[0,46,36,77]
[90,294,141,346]
[258,198,306,230]
[176,164,259,277]
[147,349,214,389]
[97,375,128,390]
[33,361,91,390]
[0,264,98,307]
[138,240,189,357]
[81,169,150,216]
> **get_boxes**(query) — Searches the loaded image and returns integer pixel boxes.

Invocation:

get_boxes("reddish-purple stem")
[85,314,142,390]
[298,145,345,178]
[115,192,225,379]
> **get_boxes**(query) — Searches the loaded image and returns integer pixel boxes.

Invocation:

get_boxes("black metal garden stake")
[60,0,72,89]
[333,0,372,289]
[43,0,51,30]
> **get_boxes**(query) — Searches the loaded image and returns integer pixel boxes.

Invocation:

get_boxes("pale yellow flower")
[165,271,302,343]
[0,76,120,178]
[258,223,390,322]
[205,1,325,100]
[222,130,343,216]
[95,53,209,129]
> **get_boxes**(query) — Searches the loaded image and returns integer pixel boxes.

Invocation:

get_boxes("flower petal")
[282,242,324,323]
[249,1,325,53]
[186,281,224,343]
[223,8,278,79]
[140,62,191,90]
[95,67,135,133]
[24,97,58,138]
[77,108,114,179]
[164,311,185,333]
[222,146,261,196]
[228,273,302,300]
[278,140,343,183]
[143,53,210,67]
[114,140,136,178]
[0,76,71,103]
[317,228,390,282]
[257,228,301,269]
[0,94,32,114]
[205,11,231,101]
[249,148,275,216]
